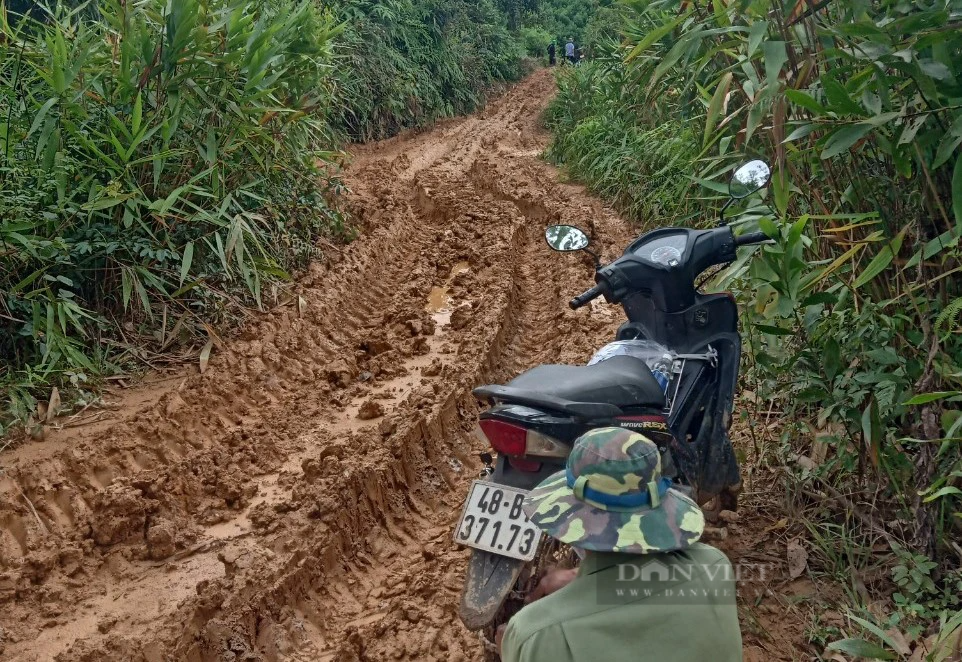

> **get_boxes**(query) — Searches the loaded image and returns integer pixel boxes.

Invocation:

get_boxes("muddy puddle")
[426,261,471,328]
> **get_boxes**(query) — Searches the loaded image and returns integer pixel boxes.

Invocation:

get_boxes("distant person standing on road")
[565,37,576,64]
[548,41,556,66]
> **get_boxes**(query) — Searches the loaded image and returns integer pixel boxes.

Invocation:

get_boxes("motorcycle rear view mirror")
[545,224,601,269]
[729,160,771,199]
[719,159,772,225]
[545,225,590,252]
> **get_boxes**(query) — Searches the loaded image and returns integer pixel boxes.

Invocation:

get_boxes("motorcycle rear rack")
[667,345,718,415]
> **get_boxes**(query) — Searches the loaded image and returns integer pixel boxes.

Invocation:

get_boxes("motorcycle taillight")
[508,457,543,472]
[478,419,527,456]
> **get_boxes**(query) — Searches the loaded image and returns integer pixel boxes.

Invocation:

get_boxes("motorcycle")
[453,159,774,640]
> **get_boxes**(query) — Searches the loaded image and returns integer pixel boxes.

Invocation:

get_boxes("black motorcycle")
[454,160,773,636]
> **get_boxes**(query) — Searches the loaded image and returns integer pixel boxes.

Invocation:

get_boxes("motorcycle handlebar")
[735,231,771,247]
[570,229,769,310]
[569,284,604,310]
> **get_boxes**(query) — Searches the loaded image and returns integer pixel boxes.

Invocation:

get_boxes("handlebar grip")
[569,284,604,310]
[735,231,771,247]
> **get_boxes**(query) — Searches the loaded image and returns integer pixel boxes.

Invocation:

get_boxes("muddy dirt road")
[0,70,808,661]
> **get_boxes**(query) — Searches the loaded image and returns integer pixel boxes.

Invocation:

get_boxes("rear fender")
[459,549,525,630]
[458,454,556,629]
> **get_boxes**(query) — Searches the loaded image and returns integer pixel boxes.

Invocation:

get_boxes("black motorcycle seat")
[503,355,666,409]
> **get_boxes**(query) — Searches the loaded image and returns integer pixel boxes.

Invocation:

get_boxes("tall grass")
[0,0,345,431]
[544,58,699,221]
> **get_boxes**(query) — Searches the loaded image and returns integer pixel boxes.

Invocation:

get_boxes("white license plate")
[453,480,542,561]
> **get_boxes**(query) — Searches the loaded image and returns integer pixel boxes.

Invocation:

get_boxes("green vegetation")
[330,0,527,141]
[545,0,962,648]
[0,0,530,435]
[544,56,699,221]
[531,0,610,48]
[0,0,345,433]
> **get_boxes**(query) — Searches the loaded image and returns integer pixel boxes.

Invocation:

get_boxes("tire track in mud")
[0,71,634,662]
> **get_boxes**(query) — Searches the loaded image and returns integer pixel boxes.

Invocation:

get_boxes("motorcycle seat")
[473,356,665,418]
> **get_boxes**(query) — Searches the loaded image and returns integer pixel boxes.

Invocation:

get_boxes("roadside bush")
[545,58,699,222]
[521,26,553,59]
[581,4,623,58]
[329,0,526,141]
[532,0,612,46]
[0,0,344,434]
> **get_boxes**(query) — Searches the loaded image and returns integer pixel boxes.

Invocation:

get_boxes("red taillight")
[508,457,543,472]
[478,419,527,456]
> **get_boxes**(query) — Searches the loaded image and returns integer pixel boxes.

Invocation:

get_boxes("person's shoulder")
[506,546,731,645]
[505,568,616,651]
[684,542,732,565]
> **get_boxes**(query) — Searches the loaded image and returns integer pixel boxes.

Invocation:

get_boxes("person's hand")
[526,566,578,603]
[495,624,508,655]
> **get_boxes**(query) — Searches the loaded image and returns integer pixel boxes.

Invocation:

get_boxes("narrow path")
[0,70,809,662]
[0,71,632,662]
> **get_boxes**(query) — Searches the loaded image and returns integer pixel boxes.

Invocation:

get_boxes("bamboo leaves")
[954,152,962,228]
[763,41,787,93]
[852,227,907,289]
[821,123,873,159]
[822,76,865,116]
[747,20,768,56]
[785,89,827,116]
[179,242,194,287]
[704,72,732,148]
[626,12,688,60]
[0,0,347,412]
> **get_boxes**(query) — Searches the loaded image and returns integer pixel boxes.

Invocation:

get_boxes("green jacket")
[501,543,742,662]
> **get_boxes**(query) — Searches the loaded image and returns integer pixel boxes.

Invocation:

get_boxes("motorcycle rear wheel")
[479,540,579,661]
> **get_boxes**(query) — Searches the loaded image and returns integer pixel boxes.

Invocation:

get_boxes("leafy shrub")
[891,543,962,623]
[0,0,344,433]
[546,0,962,578]
[544,59,699,222]
[329,0,526,141]
[521,26,553,58]
[532,0,612,46]
[581,4,623,58]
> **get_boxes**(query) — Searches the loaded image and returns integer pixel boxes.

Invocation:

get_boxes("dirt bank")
[0,70,810,661]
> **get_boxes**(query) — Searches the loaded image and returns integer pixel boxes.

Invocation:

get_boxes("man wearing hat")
[498,428,742,662]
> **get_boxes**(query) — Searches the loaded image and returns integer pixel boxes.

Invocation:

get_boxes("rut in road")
[0,70,635,662]
[1,70,812,662]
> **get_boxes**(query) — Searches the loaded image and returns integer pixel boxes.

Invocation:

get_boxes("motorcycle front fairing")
[598,227,738,313]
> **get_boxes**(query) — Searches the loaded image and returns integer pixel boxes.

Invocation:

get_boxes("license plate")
[453,480,542,561]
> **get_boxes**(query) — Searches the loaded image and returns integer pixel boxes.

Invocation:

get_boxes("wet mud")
[0,70,809,661]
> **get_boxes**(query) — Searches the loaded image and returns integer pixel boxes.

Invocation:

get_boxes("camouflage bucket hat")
[522,428,704,553]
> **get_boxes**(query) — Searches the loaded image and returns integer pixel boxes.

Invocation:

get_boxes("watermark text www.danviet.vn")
[594,561,773,605]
